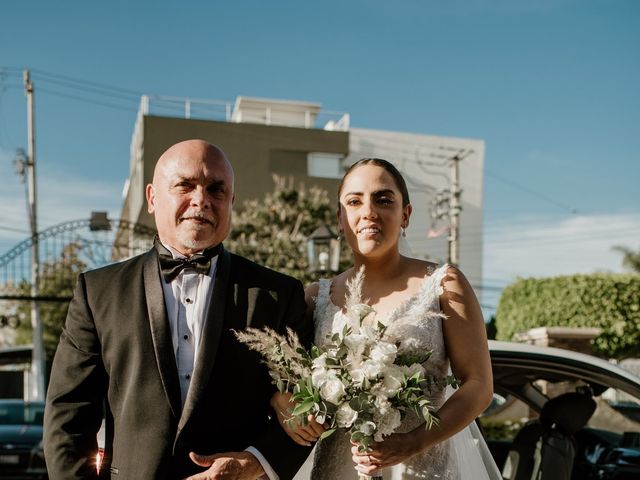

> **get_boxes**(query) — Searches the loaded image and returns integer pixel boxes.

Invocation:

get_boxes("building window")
[307,153,343,179]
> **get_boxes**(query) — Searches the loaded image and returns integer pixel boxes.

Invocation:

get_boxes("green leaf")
[320,428,336,440]
[292,400,316,416]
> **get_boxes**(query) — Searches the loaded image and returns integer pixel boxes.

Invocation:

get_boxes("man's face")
[146,141,234,255]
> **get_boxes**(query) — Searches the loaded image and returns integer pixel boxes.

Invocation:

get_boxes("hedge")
[495,274,640,359]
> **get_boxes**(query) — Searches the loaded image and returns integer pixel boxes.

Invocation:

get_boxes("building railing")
[134,95,350,130]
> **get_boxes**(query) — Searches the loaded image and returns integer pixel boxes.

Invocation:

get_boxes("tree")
[14,243,86,361]
[613,245,640,273]
[226,175,350,285]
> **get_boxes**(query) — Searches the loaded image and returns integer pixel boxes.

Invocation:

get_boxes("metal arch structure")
[0,218,156,301]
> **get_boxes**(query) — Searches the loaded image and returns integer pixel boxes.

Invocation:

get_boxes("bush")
[479,418,525,440]
[495,274,640,359]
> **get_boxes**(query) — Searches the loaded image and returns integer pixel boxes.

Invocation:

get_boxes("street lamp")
[307,225,341,274]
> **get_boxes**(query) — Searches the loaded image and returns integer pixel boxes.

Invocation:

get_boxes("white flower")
[378,365,404,397]
[374,395,392,414]
[312,353,328,369]
[349,365,366,385]
[370,342,397,364]
[359,420,377,436]
[361,359,385,379]
[344,333,367,352]
[344,334,368,359]
[350,303,375,322]
[335,402,358,428]
[374,407,402,441]
[360,325,379,342]
[314,371,346,405]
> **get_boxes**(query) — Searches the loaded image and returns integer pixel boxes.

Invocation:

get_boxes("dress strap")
[313,278,331,322]
[430,263,450,297]
[317,278,331,300]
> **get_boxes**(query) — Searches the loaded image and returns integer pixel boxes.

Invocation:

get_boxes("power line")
[0,224,30,234]
[31,68,144,97]
[38,87,139,112]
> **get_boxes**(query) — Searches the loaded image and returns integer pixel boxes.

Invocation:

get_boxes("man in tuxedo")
[44,140,312,479]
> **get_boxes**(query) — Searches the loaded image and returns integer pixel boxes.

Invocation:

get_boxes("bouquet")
[235,268,458,477]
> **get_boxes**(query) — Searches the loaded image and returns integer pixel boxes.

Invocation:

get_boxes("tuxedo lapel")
[177,248,231,433]
[143,249,182,419]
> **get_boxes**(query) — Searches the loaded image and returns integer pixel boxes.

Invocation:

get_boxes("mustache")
[179,212,215,225]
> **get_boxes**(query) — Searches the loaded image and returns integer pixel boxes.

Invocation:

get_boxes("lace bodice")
[310,264,457,479]
[314,263,450,400]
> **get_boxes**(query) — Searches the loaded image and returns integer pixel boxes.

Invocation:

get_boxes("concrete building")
[118,95,484,288]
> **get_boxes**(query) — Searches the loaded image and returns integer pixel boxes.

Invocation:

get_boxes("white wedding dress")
[297,264,502,480]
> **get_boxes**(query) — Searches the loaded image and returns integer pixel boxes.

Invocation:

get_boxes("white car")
[484,341,640,480]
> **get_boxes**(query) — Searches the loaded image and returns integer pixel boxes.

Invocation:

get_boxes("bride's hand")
[351,431,422,474]
[270,392,326,446]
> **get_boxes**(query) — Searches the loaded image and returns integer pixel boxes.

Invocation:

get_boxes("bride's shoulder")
[305,282,321,299]
[403,258,441,278]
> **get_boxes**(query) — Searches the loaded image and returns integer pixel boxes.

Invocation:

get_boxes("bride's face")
[338,164,411,259]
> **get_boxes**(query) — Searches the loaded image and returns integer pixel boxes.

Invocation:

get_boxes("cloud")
[481,212,640,311]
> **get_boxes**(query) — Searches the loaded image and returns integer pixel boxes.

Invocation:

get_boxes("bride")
[272,158,500,479]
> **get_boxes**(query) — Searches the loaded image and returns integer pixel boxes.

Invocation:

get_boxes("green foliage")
[495,274,640,359]
[479,418,525,440]
[15,243,86,361]
[226,175,350,284]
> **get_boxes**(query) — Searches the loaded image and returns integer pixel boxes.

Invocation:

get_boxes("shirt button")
[185,298,193,304]
[185,373,191,380]
[183,334,189,340]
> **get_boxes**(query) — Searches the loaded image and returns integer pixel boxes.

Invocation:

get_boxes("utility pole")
[448,155,462,266]
[24,69,45,401]
[427,150,471,267]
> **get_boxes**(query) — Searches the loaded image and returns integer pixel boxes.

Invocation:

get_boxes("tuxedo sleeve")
[44,273,106,479]
[251,277,314,480]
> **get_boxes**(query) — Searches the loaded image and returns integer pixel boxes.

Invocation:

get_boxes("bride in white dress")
[272,158,501,479]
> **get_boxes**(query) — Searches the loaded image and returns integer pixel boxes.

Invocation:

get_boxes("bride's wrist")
[410,425,434,454]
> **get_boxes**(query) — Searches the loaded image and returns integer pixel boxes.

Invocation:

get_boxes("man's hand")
[184,451,265,480]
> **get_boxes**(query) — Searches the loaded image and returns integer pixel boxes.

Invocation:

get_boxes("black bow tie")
[155,238,222,282]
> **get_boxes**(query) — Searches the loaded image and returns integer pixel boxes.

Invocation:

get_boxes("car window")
[0,402,45,425]
[480,393,532,440]
[539,380,640,436]
[589,387,640,435]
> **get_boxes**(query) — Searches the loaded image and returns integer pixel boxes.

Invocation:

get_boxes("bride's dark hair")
[338,158,410,206]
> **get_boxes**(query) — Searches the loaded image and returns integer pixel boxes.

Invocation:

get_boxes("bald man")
[44,140,313,480]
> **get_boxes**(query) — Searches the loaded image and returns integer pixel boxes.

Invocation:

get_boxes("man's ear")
[146,184,155,214]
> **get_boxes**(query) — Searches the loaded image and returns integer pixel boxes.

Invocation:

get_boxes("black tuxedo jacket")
[44,246,312,479]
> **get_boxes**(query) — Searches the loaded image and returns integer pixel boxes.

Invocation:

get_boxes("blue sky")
[1,0,639,311]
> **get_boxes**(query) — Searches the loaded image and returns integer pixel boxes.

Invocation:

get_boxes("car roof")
[489,340,640,400]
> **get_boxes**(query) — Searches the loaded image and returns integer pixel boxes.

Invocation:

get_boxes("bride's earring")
[401,226,406,237]
[337,229,343,241]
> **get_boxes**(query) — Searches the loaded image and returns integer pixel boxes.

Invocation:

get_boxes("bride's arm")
[271,282,327,446]
[353,265,493,473]
[420,264,493,444]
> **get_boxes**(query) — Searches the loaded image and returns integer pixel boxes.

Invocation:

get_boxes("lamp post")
[306,225,341,275]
